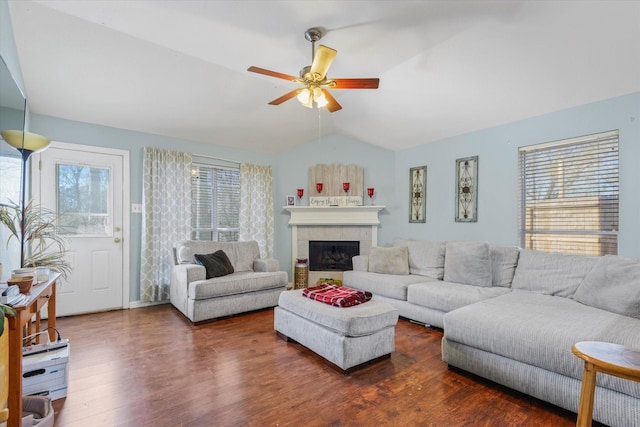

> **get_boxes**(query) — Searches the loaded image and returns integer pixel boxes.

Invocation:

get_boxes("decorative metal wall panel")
[455,156,478,222]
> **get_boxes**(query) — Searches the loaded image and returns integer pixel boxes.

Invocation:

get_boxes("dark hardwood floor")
[45,304,589,427]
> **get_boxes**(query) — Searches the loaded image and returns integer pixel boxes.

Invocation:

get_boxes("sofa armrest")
[253,258,280,272]
[170,264,206,315]
[352,255,369,272]
[173,263,206,286]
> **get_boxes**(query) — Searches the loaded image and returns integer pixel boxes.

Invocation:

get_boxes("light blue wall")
[274,134,395,277]
[30,113,278,301]
[391,92,640,257]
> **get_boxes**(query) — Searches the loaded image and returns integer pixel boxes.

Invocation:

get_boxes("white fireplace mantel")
[283,205,385,226]
[283,206,385,280]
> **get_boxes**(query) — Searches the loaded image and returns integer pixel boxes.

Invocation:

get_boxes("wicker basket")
[8,276,35,294]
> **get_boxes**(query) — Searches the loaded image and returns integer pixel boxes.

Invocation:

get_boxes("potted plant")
[0,200,72,280]
[0,304,16,336]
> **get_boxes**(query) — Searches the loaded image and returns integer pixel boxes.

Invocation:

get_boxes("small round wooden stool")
[572,341,640,427]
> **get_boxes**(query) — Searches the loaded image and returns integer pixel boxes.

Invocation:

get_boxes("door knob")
[114,237,121,243]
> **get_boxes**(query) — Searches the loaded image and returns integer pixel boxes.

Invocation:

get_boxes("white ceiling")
[7,1,640,153]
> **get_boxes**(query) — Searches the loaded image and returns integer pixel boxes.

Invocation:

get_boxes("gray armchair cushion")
[253,258,280,272]
[573,255,640,318]
[174,240,260,272]
[444,241,492,287]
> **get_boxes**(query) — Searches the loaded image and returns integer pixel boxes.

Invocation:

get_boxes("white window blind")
[191,164,240,241]
[518,130,619,256]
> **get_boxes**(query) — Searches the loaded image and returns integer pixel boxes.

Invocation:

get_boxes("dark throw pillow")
[194,250,235,279]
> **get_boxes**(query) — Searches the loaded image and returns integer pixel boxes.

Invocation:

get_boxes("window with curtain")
[191,163,240,241]
[518,130,619,256]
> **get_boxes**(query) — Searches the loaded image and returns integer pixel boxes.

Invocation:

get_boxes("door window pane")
[57,163,111,235]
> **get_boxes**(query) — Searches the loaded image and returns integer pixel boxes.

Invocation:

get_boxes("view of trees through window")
[57,163,110,235]
[519,130,619,255]
[191,164,240,241]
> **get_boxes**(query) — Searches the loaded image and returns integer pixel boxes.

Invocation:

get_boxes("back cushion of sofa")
[443,241,492,287]
[393,238,445,279]
[368,246,410,275]
[573,255,640,319]
[490,245,520,287]
[175,240,259,272]
[511,249,598,297]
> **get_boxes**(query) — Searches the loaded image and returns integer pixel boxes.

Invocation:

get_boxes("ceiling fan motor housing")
[304,27,323,43]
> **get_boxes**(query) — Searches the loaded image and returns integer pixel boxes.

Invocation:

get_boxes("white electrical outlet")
[131,203,142,213]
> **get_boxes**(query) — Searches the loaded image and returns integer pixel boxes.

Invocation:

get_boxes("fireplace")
[309,240,360,271]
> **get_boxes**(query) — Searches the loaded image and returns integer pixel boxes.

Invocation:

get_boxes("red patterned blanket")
[302,283,372,308]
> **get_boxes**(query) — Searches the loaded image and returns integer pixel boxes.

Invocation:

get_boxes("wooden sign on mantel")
[309,164,364,206]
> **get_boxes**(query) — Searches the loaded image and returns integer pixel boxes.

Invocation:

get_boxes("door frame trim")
[32,141,131,310]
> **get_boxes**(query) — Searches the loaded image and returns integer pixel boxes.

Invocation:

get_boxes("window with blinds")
[191,164,240,241]
[518,130,619,256]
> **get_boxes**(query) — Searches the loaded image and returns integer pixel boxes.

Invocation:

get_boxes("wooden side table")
[572,341,640,427]
[6,273,59,427]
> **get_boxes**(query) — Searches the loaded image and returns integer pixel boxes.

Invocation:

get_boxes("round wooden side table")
[572,341,640,427]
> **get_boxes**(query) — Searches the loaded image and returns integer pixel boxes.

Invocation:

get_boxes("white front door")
[33,142,130,316]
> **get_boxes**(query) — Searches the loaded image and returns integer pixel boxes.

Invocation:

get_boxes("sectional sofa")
[343,239,640,427]
[170,240,287,323]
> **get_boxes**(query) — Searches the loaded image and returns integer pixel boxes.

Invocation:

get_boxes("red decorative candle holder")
[316,183,323,194]
[343,182,350,193]
[297,188,304,199]
[367,187,375,198]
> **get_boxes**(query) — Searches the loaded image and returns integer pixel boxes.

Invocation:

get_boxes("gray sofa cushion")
[278,289,399,337]
[188,271,287,300]
[443,291,640,399]
[394,238,446,279]
[573,255,640,319]
[175,240,260,272]
[407,281,511,312]
[511,249,598,297]
[368,246,410,275]
[444,241,492,287]
[490,245,520,287]
[343,270,434,301]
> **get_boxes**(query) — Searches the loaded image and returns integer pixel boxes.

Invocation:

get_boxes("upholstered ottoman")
[274,289,399,373]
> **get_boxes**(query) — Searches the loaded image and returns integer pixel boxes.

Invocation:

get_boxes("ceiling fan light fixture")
[313,87,328,107]
[297,88,311,104]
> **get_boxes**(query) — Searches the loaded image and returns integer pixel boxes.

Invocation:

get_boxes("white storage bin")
[22,345,69,400]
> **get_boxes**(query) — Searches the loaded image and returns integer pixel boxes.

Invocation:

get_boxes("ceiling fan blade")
[322,89,342,113]
[332,78,379,89]
[247,66,297,82]
[268,89,301,105]
[310,45,337,80]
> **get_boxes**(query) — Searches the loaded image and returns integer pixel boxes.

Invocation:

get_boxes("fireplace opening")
[309,240,360,271]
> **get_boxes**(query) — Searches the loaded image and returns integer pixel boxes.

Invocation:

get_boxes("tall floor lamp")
[0,130,51,268]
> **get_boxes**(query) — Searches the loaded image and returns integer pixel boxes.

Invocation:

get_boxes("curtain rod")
[192,153,241,165]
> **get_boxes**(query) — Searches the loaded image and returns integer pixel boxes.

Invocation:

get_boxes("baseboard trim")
[129,299,170,309]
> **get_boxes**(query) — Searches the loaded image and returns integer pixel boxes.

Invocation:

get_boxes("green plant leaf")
[0,304,17,336]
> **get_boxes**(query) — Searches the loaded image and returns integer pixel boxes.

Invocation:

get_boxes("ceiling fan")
[247,27,379,112]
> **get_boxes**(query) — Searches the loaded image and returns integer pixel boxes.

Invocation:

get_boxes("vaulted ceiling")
[7,1,640,153]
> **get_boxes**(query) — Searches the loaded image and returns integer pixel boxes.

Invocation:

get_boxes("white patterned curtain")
[239,163,274,258]
[140,148,192,302]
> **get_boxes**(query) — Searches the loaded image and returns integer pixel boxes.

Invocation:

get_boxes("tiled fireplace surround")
[284,206,384,284]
